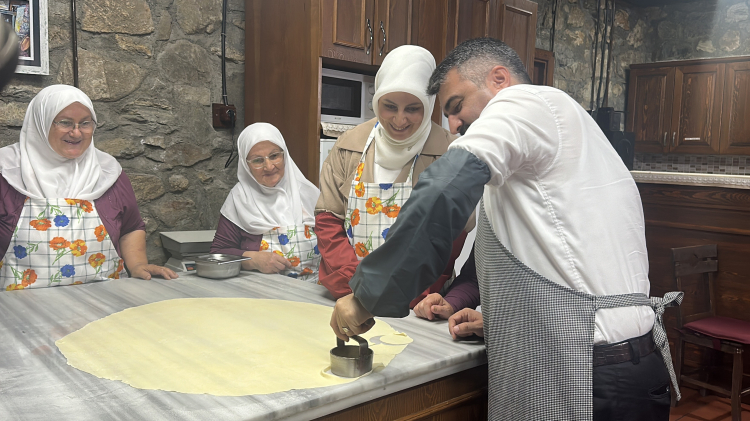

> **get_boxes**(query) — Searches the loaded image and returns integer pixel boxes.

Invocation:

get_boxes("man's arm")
[349,148,490,317]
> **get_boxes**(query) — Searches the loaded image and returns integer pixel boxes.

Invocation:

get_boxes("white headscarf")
[372,45,436,173]
[220,123,320,235]
[0,84,121,200]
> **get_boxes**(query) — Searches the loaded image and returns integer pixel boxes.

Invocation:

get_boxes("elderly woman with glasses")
[210,123,321,282]
[0,85,177,291]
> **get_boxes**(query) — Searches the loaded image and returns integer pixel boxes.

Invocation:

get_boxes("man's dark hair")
[427,37,531,95]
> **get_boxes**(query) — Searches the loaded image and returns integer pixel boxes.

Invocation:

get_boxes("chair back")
[671,244,718,329]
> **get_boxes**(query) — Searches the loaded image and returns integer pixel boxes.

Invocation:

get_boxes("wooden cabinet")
[720,61,750,155]
[627,56,750,155]
[671,64,724,154]
[447,0,538,73]
[321,0,413,65]
[627,66,676,153]
[246,0,537,183]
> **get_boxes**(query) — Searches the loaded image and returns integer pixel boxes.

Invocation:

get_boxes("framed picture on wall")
[2,0,48,75]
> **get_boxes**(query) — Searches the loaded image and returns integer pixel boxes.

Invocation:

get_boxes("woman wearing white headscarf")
[210,123,321,282]
[0,85,177,291]
[315,45,472,307]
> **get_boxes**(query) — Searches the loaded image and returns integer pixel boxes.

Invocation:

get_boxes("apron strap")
[650,291,684,400]
[595,291,685,400]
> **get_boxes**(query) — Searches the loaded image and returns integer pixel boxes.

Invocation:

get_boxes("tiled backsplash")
[634,154,750,175]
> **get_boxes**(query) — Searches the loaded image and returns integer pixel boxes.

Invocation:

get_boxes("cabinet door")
[451,0,491,49]
[627,67,675,153]
[373,0,413,65]
[670,64,724,154]
[489,0,537,74]
[720,61,750,155]
[321,0,376,63]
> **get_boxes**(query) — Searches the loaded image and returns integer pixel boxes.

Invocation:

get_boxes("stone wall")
[0,0,246,264]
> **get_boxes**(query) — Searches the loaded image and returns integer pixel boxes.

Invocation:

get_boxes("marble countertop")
[0,273,486,421]
[631,170,750,189]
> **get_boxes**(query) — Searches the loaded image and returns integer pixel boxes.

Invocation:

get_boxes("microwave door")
[321,76,365,125]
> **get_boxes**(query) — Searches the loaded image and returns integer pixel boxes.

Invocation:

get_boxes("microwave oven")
[320,68,376,125]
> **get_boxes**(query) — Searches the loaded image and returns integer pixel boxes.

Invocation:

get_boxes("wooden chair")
[671,244,750,421]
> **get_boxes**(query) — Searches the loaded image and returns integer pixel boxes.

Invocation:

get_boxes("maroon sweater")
[0,172,146,261]
[209,214,263,256]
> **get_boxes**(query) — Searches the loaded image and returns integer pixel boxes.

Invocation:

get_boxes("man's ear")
[486,65,512,95]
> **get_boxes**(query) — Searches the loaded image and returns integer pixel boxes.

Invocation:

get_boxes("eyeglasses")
[247,151,284,169]
[52,119,96,133]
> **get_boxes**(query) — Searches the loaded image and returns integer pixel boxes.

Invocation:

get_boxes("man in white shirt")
[329,38,681,421]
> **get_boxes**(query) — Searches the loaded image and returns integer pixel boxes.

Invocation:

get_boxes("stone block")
[0,102,27,127]
[81,0,154,35]
[165,143,212,167]
[96,138,145,159]
[156,14,172,41]
[169,174,190,192]
[176,0,222,35]
[115,35,153,57]
[57,49,145,102]
[129,173,166,201]
[157,40,212,86]
[152,196,198,228]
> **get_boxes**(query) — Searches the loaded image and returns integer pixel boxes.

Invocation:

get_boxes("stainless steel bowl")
[194,254,251,279]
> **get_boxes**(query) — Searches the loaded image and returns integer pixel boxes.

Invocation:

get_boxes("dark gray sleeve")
[349,148,491,317]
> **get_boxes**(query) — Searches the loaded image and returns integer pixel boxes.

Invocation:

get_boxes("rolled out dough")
[55,298,411,396]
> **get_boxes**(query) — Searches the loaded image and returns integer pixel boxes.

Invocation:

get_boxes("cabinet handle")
[672,132,676,146]
[663,132,667,147]
[366,19,373,55]
[684,137,701,141]
[379,21,386,57]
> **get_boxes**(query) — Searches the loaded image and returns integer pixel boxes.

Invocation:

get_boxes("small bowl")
[194,254,251,279]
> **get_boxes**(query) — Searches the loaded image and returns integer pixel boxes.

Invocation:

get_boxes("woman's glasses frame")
[247,151,285,169]
[52,119,96,133]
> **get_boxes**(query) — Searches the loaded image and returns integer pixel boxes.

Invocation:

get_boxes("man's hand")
[130,264,179,280]
[448,308,484,340]
[414,293,455,321]
[330,293,375,341]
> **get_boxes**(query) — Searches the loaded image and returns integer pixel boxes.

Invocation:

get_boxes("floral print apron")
[260,224,320,283]
[0,198,126,291]
[344,124,418,259]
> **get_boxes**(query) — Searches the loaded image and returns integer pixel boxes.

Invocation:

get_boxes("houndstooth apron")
[344,124,419,260]
[474,201,683,421]
[0,198,126,291]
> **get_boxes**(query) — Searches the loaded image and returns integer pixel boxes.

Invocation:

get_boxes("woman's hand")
[448,308,484,340]
[120,230,179,281]
[129,264,178,280]
[245,251,292,274]
[414,293,455,320]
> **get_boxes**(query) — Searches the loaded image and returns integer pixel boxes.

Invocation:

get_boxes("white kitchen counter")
[0,273,487,420]
[631,170,750,190]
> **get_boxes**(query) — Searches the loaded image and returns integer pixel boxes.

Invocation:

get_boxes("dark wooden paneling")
[638,183,750,401]
[246,0,321,184]
[494,0,537,74]
[671,64,724,154]
[315,365,488,420]
[720,61,750,154]
[533,48,554,87]
[373,0,412,65]
[627,67,675,153]
[453,0,490,48]
[410,0,449,124]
